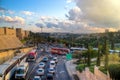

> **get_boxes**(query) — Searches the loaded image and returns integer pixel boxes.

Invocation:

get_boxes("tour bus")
[0,57,19,80]
[26,49,37,62]
[0,53,27,80]
[15,61,28,79]
[70,47,87,53]
[51,47,70,55]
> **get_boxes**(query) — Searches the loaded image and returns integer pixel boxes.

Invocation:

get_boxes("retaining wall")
[0,47,33,64]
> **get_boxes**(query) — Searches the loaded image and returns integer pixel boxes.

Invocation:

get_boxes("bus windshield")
[16,69,24,74]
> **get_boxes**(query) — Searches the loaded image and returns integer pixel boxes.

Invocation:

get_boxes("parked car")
[36,68,44,76]
[48,68,55,74]
[38,62,45,68]
[33,76,41,80]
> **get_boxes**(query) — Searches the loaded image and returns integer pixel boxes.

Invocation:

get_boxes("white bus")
[0,58,18,80]
[0,53,27,80]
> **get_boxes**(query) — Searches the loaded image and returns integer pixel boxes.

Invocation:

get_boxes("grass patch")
[99,66,107,74]
[76,61,96,73]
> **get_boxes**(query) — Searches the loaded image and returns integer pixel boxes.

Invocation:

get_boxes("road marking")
[59,71,65,73]
[26,56,43,80]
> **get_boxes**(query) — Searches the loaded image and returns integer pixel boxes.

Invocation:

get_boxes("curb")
[65,60,75,80]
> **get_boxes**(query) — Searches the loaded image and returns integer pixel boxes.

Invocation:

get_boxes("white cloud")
[66,0,73,3]
[66,6,82,21]
[8,10,14,14]
[35,16,110,33]
[22,11,34,16]
[0,16,25,24]
[73,0,120,27]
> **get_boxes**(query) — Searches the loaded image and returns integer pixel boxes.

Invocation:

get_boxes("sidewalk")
[65,59,77,80]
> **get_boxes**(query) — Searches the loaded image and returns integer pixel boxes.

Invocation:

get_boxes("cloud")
[35,16,109,33]
[7,10,14,14]
[0,16,25,24]
[0,7,7,13]
[72,0,120,27]
[66,0,73,3]
[22,11,34,16]
[35,23,45,28]
[66,6,82,21]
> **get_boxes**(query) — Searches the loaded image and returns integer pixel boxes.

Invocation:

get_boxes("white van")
[50,61,56,68]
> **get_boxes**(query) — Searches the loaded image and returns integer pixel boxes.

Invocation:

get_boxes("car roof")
[49,67,54,69]
[38,68,44,70]
[50,60,55,63]
[34,76,40,78]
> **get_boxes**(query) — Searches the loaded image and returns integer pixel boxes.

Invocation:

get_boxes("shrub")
[108,64,120,80]
[76,64,85,72]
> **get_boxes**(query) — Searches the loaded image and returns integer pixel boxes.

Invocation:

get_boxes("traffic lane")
[27,55,44,80]
[26,49,44,80]
[55,55,70,80]
[28,54,50,80]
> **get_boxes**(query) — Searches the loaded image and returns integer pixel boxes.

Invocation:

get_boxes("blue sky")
[1,0,74,18]
[0,0,119,33]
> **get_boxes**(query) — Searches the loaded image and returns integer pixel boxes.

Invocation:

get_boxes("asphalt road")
[26,49,44,80]
[55,55,70,80]
[10,45,70,80]
[28,52,70,80]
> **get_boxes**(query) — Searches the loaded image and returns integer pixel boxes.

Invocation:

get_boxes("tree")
[87,45,92,66]
[104,39,109,70]
[97,43,101,66]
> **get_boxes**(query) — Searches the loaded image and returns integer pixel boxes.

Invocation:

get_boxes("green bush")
[108,64,120,80]
[99,66,107,74]
[76,64,86,72]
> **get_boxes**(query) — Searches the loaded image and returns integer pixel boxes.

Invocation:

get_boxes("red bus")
[27,49,37,62]
[51,47,70,55]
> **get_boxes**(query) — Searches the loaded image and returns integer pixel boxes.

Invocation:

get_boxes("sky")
[0,0,120,33]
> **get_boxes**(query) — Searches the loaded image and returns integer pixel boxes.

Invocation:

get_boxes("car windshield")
[16,69,24,74]
[40,63,43,65]
[38,70,43,72]
[34,78,40,80]
[51,63,54,65]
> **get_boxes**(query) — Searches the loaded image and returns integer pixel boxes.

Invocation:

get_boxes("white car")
[50,60,56,68]
[36,68,44,76]
[48,68,55,74]
[39,62,45,68]
[33,76,41,80]
[53,57,58,63]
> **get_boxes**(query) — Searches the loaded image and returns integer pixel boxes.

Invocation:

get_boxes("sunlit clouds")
[0,15,25,24]
[0,0,120,33]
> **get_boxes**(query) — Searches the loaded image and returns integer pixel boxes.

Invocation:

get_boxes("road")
[55,55,71,80]
[11,44,70,80]
[26,49,45,80]
[27,49,70,80]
